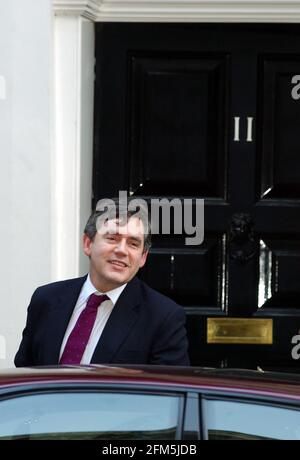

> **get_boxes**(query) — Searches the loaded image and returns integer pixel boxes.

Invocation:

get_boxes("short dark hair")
[84,197,151,252]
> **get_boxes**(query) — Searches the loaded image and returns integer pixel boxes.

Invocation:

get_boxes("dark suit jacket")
[15,276,190,367]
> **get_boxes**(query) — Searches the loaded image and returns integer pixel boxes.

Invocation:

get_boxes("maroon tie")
[59,293,109,365]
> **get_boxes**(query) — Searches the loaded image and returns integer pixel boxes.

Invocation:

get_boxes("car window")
[203,398,300,440]
[0,391,182,440]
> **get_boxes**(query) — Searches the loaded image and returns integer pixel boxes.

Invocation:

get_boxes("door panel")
[94,23,300,370]
[260,58,300,199]
[141,235,225,308]
[258,239,300,308]
[129,54,228,197]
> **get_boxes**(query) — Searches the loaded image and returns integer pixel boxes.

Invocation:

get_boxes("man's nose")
[114,239,128,255]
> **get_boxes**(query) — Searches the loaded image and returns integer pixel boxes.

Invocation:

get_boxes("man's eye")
[107,235,116,240]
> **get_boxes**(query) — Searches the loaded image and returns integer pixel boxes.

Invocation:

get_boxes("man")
[15,199,189,366]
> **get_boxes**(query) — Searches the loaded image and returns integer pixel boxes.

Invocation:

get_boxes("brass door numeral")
[233,116,254,142]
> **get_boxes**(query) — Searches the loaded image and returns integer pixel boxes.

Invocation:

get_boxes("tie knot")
[87,293,109,309]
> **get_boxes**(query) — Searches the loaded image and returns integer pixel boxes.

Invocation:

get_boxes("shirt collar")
[82,274,127,306]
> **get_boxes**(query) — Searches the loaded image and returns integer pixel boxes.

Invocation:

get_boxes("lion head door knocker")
[228,213,257,264]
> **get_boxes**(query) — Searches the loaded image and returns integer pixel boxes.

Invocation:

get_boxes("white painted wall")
[0,0,53,367]
[0,1,95,368]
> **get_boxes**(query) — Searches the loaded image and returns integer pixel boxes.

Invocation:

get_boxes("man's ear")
[139,250,149,269]
[83,234,92,257]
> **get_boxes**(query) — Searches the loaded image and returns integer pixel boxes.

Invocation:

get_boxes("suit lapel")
[43,276,87,364]
[91,277,141,363]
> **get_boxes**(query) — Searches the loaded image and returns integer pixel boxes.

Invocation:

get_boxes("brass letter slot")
[207,318,273,345]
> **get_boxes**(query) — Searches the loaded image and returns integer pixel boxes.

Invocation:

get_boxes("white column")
[52,0,101,280]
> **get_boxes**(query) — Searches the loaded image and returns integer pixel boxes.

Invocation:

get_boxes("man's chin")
[106,271,129,286]
[110,268,139,285]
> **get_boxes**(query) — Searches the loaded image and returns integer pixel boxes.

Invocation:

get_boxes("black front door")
[94,23,300,370]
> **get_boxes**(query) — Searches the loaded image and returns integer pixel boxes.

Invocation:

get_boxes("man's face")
[83,217,148,292]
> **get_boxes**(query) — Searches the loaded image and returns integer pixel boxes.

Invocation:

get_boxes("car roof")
[1,366,300,400]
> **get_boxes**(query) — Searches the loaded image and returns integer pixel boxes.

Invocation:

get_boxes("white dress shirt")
[59,274,127,364]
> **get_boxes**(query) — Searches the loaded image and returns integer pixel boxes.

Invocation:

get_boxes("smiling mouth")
[109,260,129,268]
